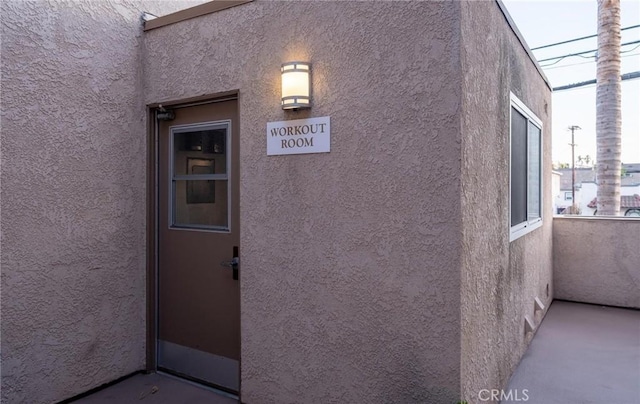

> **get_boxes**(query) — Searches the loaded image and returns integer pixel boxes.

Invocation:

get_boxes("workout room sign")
[267,116,331,156]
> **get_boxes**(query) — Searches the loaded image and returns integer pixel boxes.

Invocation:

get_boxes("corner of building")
[458,1,553,402]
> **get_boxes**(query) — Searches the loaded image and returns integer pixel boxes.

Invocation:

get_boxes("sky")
[502,0,640,165]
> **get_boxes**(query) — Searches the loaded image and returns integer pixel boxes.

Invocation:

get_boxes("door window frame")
[168,120,232,233]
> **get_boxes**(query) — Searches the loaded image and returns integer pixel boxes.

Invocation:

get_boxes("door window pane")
[173,180,228,229]
[173,129,227,175]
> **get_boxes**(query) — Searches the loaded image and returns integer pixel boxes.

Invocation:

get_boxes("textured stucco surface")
[459,2,553,403]
[144,1,463,403]
[0,1,206,403]
[1,0,555,402]
[553,217,640,309]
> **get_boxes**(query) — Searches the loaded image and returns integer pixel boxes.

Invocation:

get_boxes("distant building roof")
[558,168,597,190]
[624,163,640,173]
[557,164,640,190]
[587,194,640,209]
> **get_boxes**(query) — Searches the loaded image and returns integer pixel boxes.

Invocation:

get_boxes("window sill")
[510,219,542,242]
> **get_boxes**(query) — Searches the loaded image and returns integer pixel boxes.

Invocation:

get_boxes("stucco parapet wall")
[554,215,640,222]
[553,216,640,309]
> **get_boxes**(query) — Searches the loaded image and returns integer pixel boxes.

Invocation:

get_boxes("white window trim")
[509,92,543,242]
[169,120,232,233]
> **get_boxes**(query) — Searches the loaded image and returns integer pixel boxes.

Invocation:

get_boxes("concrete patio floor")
[72,373,238,404]
[505,300,640,404]
[71,301,639,404]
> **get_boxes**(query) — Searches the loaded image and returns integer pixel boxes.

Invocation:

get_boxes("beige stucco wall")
[2,0,555,402]
[0,1,206,403]
[459,2,553,403]
[144,1,463,402]
[554,217,640,309]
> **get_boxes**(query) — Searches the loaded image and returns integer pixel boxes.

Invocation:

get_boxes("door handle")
[220,246,239,280]
[220,257,238,267]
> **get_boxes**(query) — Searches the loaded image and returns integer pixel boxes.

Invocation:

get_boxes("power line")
[542,59,595,70]
[552,71,640,92]
[539,52,594,67]
[531,24,640,50]
[541,52,640,70]
[537,39,640,64]
[622,43,640,54]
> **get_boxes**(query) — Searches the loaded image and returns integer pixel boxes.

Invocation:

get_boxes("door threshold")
[156,370,239,401]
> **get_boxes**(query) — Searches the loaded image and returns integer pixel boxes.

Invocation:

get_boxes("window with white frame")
[510,93,542,241]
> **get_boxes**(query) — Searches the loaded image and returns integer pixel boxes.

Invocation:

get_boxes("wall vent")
[524,316,536,335]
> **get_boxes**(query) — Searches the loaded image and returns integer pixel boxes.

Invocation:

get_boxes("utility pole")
[568,125,581,213]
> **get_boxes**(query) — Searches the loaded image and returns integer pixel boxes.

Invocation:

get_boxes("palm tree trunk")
[596,0,622,215]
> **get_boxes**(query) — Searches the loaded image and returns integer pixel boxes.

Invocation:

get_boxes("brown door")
[157,99,240,393]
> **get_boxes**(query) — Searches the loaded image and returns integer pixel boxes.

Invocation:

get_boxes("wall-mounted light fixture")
[281,61,311,110]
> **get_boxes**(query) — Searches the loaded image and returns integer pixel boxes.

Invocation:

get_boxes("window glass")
[527,122,541,220]
[511,107,528,227]
[173,179,228,228]
[173,129,226,175]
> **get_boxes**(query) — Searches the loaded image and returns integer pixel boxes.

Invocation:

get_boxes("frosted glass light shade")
[281,62,311,109]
